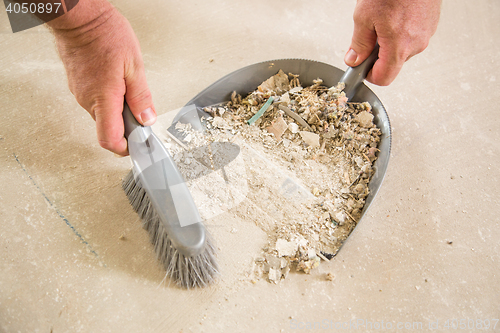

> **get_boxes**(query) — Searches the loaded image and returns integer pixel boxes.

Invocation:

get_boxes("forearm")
[7,0,115,36]
[46,0,114,34]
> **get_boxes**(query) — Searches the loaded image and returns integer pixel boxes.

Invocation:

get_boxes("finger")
[345,19,378,67]
[93,96,129,156]
[124,57,156,127]
[365,38,409,86]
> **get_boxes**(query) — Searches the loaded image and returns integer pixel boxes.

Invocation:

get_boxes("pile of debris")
[171,70,381,283]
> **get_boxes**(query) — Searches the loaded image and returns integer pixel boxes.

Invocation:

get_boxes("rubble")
[276,239,298,257]
[266,116,288,141]
[299,131,320,148]
[168,70,381,284]
[356,111,374,128]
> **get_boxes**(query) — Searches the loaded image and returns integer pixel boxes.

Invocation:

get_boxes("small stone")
[361,164,372,174]
[323,126,337,138]
[281,266,291,279]
[356,111,374,128]
[276,239,298,257]
[212,116,230,129]
[335,211,347,225]
[266,116,288,141]
[306,248,317,260]
[337,95,348,108]
[266,255,282,269]
[326,273,334,281]
[258,69,290,94]
[361,101,372,112]
[288,122,299,134]
[353,183,366,195]
[296,257,320,274]
[280,258,288,269]
[367,147,378,160]
[268,268,281,284]
[280,92,290,105]
[289,86,303,94]
[299,131,320,148]
[296,238,308,248]
[355,156,364,168]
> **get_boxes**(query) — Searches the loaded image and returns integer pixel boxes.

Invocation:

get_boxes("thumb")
[345,22,378,67]
[124,62,156,127]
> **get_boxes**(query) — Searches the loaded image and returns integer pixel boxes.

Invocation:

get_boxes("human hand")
[49,0,155,156]
[344,0,441,86]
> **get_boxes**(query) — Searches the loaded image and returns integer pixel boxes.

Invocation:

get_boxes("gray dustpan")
[170,47,391,253]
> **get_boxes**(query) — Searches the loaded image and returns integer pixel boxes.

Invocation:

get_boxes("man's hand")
[345,0,441,86]
[49,0,156,155]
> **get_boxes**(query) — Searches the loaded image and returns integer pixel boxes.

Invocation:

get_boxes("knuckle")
[68,81,97,112]
[98,139,113,150]
[90,98,107,117]
[415,38,430,54]
[127,87,152,106]
[98,137,120,152]
[378,78,393,87]
[371,74,392,87]
[352,10,364,23]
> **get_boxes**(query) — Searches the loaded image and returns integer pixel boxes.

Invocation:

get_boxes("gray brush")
[121,102,218,288]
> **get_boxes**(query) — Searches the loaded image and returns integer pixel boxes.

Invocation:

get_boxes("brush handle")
[340,42,380,101]
[123,103,152,141]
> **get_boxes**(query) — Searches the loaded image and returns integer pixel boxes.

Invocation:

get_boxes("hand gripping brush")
[121,103,218,288]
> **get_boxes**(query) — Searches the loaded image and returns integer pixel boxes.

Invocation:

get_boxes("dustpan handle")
[340,42,380,101]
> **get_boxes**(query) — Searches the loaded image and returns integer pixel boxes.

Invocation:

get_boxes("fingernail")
[345,49,358,66]
[140,107,156,126]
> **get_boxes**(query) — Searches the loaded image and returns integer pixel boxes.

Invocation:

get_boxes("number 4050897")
[6,2,62,14]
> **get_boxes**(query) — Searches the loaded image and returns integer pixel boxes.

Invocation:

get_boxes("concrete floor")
[1,0,499,332]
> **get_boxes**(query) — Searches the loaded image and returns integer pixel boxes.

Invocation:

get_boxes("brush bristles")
[122,170,219,288]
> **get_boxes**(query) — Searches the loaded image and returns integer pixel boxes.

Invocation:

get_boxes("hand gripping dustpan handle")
[340,42,380,101]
